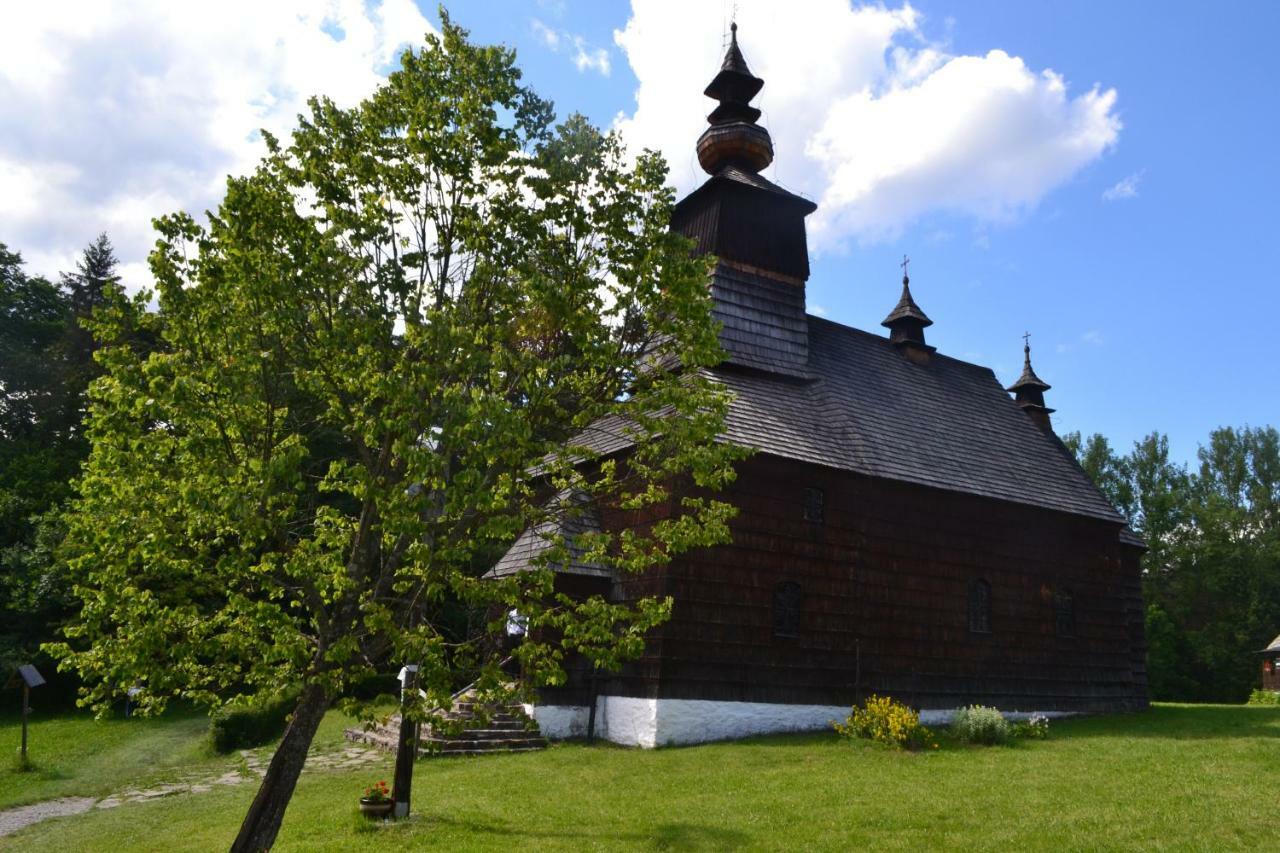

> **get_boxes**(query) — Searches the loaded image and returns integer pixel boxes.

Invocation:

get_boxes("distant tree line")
[0,235,153,698]
[1063,427,1280,702]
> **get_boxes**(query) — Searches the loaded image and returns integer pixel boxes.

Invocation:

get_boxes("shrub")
[1247,689,1280,706]
[834,695,937,750]
[1012,712,1050,740]
[208,688,301,754]
[951,705,1012,745]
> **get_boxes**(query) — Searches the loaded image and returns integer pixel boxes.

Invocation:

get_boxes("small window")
[773,581,803,638]
[803,487,824,523]
[968,579,991,634]
[1054,590,1076,638]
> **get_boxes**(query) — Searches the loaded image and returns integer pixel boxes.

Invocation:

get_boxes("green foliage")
[833,695,937,750]
[208,689,302,753]
[49,17,742,842]
[1246,689,1279,706]
[950,705,1012,745]
[1065,426,1280,702]
[1,236,151,688]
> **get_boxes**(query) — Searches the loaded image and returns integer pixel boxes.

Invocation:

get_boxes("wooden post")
[21,683,29,761]
[392,666,418,819]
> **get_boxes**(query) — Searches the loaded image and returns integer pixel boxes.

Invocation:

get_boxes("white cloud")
[1102,170,1144,201]
[0,0,433,285]
[530,19,612,76]
[613,0,1121,250]
[573,38,612,76]
[531,18,562,50]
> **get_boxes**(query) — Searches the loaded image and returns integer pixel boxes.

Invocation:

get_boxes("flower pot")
[359,798,394,818]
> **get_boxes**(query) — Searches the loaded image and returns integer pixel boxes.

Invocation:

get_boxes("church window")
[773,581,802,638]
[803,487,824,523]
[968,579,991,634]
[1055,590,1076,638]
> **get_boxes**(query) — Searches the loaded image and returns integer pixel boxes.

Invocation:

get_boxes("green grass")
[4,704,1279,851]
[0,706,227,811]
[0,701,363,814]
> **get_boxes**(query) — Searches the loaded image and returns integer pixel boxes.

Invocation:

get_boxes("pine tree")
[59,233,120,400]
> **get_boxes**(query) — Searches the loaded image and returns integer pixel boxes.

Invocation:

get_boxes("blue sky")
[448,1,1279,465]
[2,1,1276,465]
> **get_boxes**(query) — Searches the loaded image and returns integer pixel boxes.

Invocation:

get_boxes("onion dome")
[696,23,774,175]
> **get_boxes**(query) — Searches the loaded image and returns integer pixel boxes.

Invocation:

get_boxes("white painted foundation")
[531,696,1076,747]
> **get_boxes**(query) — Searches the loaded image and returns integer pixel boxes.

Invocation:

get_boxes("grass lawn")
[0,705,229,812]
[3,703,1278,851]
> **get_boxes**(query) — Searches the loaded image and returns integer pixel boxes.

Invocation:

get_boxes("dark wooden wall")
[584,453,1148,713]
[1262,656,1280,692]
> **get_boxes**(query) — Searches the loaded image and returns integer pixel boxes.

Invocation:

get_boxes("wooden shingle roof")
[488,492,609,579]
[707,315,1125,522]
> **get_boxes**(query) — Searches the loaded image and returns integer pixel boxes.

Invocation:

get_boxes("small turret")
[671,22,816,285]
[1007,335,1055,431]
[881,256,935,363]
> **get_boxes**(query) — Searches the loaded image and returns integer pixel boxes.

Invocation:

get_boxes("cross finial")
[1022,331,1031,348]
[900,254,910,280]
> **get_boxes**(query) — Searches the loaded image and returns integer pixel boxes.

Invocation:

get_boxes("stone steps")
[344,695,547,758]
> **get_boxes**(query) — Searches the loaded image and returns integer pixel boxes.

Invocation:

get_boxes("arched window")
[1054,590,1076,638]
[968,579,991,634]
[773,581,802,638]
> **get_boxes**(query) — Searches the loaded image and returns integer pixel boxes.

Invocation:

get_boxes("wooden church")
[494,25,1149,747]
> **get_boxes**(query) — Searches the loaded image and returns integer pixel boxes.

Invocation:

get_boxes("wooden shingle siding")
[568,454,1147,713]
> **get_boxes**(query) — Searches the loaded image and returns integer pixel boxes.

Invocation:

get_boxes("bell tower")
[671,24,817,378]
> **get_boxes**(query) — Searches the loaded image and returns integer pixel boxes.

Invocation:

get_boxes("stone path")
[0,798,97,837]
[0,743,385,838]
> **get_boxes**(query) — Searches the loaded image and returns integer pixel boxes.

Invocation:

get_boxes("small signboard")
[17,664,45,688]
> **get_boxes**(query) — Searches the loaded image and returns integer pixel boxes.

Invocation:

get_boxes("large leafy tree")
[1,237,139,681]
[0,245,74,674]
[1065,427,1280,702]
[52,18,738,851]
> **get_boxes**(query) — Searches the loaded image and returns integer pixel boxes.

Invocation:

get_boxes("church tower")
[671,23,817,379]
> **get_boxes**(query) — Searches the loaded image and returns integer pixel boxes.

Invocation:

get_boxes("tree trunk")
[229,683,332,853]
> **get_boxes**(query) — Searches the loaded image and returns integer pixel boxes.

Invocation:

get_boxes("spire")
[881,256,934,357]
[1007,335,1055,430]
[697,22,773,174]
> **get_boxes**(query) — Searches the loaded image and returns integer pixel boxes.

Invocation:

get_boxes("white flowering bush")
[951,705,1012,745]
[1015,713,1051,739]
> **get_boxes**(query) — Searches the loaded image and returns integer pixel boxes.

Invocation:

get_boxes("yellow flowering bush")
[833,695,937,750]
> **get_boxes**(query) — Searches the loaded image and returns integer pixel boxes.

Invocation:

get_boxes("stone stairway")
[344,695,547,758]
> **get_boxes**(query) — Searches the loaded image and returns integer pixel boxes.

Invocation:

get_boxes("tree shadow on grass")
[1048,704,1280,740]
[426,814,750,850]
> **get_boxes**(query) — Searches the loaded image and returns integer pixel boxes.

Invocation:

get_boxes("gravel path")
[0,797,97,837]
[0,744,385,838]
